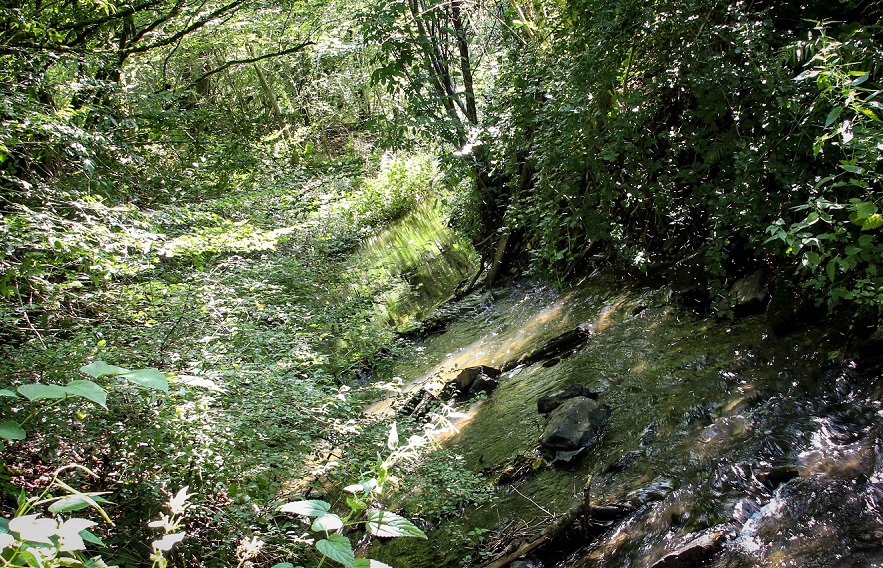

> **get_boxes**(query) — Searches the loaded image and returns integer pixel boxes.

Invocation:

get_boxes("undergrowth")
[0,149,492,566]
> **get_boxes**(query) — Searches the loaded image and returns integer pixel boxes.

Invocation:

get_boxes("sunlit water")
[369,271,883,567]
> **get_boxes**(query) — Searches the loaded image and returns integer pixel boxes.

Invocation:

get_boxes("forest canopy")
[1,0,881,565]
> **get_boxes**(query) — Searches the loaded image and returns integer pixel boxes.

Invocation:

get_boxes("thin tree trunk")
[248,46,297,163]
[450,0,477,125]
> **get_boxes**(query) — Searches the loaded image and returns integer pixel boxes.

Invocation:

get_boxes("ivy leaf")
[64,380,107,408]
[365,511,427,539]
[311,513,343,532]
[120,369,169,392]
[278,500,331,517]
[315,533,356,568]
[0,389,19,398]
[18,384,67,401]
[80,361,128,378]
[0,420,26,441]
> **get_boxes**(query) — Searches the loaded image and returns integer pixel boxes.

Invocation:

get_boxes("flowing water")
[368,266,883,567]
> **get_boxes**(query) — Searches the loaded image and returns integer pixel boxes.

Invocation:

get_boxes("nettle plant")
[0,361,170,441]
[766,24,883,307]
[0,468,189,568]
[275,424,430,568]
[0,362,187,567]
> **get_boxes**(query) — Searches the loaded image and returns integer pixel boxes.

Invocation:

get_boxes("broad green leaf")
[858,234,876,246]
[18,384,67,401]
[826,257,838,281]
[311,513,343,532]
[825,106,844,127]
[366,511,427,539]
[271,564,295,568]
[48,494,112,514]
[79,529,105,547]
[64,380,107,408]
[0,420,25,441]
[0,389,18,398]
[852,200,877,219]
[841,164,866,175]
[80,361,128,378]
[315,534,355,568]
[120,369,169,392]
[355,560,394,568]
[278,500,330,517]
[851,72,870,86]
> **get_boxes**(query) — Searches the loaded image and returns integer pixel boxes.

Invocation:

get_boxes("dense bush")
[479,0,881,314]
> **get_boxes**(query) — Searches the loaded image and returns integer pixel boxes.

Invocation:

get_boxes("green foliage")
[764,24,883,308]
[0,361,168,441]
[277,424,428,568]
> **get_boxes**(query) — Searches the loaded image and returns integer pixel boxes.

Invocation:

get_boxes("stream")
[358,212,883,568]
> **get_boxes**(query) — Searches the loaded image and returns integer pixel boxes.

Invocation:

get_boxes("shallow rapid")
[372,272,883,567]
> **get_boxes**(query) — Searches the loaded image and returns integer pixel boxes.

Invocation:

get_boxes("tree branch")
[123,0,246,56]
[168,41,315,92]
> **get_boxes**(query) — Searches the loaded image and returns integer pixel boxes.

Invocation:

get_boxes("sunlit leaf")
[152,532,186,551]
[355,559,394,568]
[8,514,56,543]
[861,214,883,231]
[168,486,192,514]
[18,383,67,401]
[80,361,128,378]
[57,518,97,551]
[343,479,377,494]
[65,380,107,408]
[271,564,295,568]
[311,513,343,532]
[365,511,427,538]
[386,422,399,450]
[0,389,19,398]
[0,420,26,441]
[278,500,331,516]
[315,533,356,568]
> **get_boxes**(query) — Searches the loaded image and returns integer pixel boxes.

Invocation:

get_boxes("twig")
[511,485,551,516]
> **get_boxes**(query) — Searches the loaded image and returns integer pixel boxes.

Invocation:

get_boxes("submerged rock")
[501,326,592,371]
[539,396,610,454]
[442,365,502,400]
[729,269,768,315]
[398,388,437,418]
[509,558,543,568]
[537,384,599,414]
[649,528,729,568]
